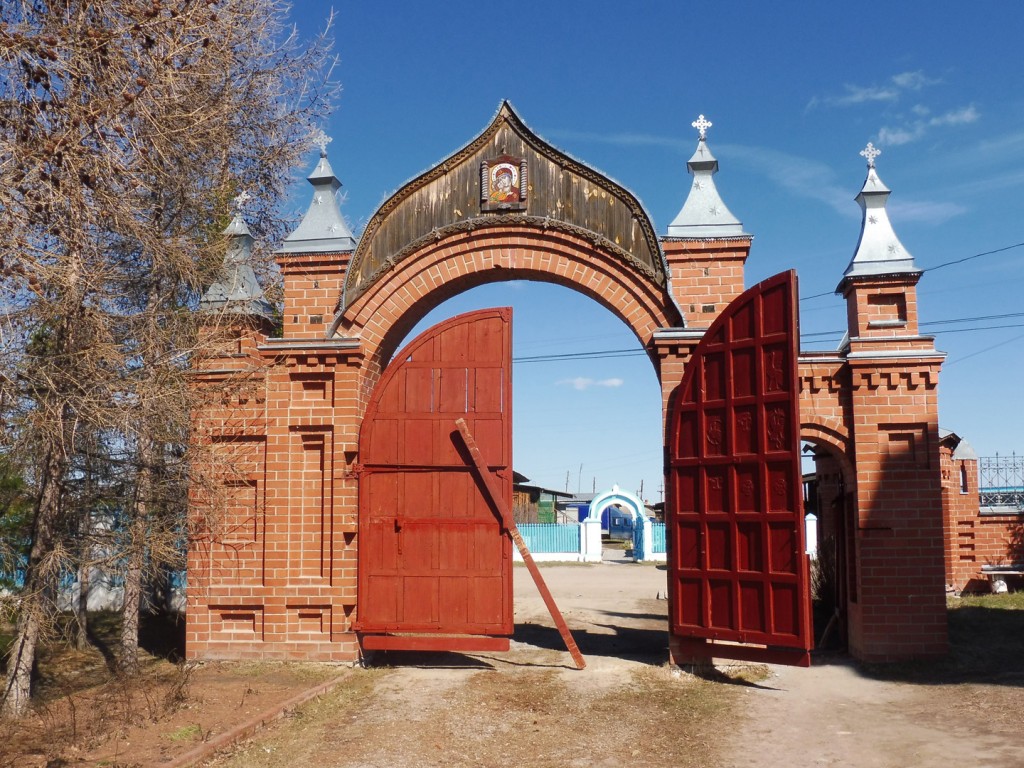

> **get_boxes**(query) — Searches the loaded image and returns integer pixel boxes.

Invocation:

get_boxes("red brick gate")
[187,103,949,663]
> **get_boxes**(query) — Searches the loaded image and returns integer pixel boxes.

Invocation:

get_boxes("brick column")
[661,238,750,326]
[841,273,948,660]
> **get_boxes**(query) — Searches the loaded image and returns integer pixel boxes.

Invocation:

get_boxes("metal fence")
[517,523,581,554]
[979,454,1024,509]
[651,522,666,554]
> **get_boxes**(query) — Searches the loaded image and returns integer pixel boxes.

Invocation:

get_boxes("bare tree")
[0,0,335,717]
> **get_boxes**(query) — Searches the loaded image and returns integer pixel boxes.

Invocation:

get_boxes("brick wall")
[940,442,1024,592]
[188,224,953,663]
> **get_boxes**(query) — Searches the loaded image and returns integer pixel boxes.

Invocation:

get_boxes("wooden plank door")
[666,271,813,666]
[355,308,513,651]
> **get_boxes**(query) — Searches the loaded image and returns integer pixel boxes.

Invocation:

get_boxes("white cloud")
[833,84,900,106]
[891,71,941,90]
[878,124,925,146]
[929,105,979,127]
[811,70,940,110]
[558,377,624,391]
[887,200,968,224]
[720,143,966,225]
[878,104,979,146]
[719,143,854,216]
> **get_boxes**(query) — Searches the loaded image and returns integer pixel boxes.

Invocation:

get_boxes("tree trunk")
[118,533,143,675]
[119,439,154,677]
[1,603,42,719]
[1,446,65,719]
[75,560,90,651]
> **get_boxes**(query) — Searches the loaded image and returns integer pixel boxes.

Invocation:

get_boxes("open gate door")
[667,271,813,667]
[355,308,514,652]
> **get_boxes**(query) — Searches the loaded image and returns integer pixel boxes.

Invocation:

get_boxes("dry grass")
[203,663,739,768]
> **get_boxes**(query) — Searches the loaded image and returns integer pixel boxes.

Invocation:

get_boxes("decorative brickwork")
[188,108,953,664]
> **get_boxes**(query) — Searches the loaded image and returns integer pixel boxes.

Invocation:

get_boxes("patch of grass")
[716,662,772,685]
[955,591,1024,610]
[168,723,202,742]
[208,669,386,768]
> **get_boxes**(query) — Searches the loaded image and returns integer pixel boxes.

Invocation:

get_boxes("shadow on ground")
[514,618,668,664]
[858,599,1024,688]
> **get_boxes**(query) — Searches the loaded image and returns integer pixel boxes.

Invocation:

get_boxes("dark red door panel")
[667,271,812,666]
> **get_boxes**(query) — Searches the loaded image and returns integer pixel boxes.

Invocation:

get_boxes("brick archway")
[188,103,951,666]
[335,223,681,377]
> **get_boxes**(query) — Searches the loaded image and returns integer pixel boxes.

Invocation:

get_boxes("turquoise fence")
[651,522,666,554]
[518,523,581,554]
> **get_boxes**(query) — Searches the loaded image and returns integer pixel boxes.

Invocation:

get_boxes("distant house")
[512,473,575,524]
[556,492,658,539]
[558,493,595,524]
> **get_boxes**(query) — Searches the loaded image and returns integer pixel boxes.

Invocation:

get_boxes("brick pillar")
[841,273,948,660]
[276,250,352,339]
[661,238,749,326]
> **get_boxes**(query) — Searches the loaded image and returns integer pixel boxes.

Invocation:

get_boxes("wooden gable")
[339,101,665,314]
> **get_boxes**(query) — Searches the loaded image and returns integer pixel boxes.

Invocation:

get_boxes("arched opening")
[381,280,670,661]
[801,437,856,652]
[398,281,665,503]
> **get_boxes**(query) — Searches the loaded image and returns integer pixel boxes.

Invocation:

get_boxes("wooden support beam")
[454,418,586,670]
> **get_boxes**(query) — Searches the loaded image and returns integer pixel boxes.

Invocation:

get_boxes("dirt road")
[203,558,1024,768]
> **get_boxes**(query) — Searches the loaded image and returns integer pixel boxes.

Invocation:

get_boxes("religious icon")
[489,163,520,203]
[481,155,527,211]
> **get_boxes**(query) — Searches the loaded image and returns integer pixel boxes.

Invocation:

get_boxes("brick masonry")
[189,201,954,665]
[940,439,1024,594]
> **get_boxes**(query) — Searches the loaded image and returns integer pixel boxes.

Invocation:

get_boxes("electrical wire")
[516,315,1024,362]
[799,240,1024,302]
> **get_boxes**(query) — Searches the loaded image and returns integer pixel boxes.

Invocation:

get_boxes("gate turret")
[275,133,357,340]
[198,193,276,359]
[661,115,752,328]
[835,144,948,660]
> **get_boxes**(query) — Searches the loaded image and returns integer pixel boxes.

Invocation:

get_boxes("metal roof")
[837,144,920,290]
[277,148,357,254]
[199,213,275,318]
[666,115,748,238]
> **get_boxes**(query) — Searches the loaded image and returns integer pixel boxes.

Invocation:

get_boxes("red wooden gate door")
[355,308,514,652]
[667,271,813,667]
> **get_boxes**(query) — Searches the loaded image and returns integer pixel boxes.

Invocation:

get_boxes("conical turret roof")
[667,114,747,238]
[838,143,920,290]
[277,132,357,254]
[200,192,275,318]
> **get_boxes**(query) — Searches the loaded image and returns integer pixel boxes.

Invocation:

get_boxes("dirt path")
[722,659,1024,767]
[202,558,1024,768]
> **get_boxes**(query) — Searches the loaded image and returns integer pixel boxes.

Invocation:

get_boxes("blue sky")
[286,1,1024,501]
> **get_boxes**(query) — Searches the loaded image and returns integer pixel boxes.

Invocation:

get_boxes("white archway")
[588,485,653,561]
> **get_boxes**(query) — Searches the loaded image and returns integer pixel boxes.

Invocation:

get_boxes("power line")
[801,312,1024,341]
[515,315,1024,363]
[799,240,1024,303]
[925,241,1024,273]
[513,348,648,363]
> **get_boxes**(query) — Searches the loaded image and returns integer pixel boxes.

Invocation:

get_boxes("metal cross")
[692,114,712,140]
[232,190,252,213]
[310,127,333,155]
[860,142,881,168]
